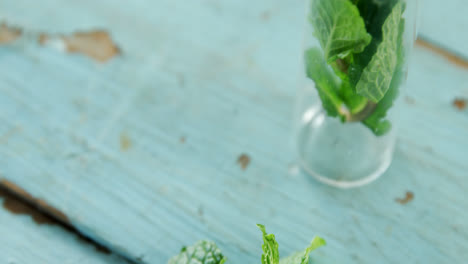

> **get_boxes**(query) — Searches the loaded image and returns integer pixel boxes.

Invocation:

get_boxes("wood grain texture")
[0,0,467,263]
[0,192,129,264]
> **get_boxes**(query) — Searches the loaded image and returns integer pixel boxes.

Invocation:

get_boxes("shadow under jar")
[297,0,418,188]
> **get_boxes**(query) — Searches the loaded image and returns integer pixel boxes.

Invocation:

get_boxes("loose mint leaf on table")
[305,47,344,118]
[279,237,326,264]
[258,224,325,264]
[167,225,325,264]
[257,224,280,264]
[355,2,405,102]
[310,0,371,62]
[167,241,227,264]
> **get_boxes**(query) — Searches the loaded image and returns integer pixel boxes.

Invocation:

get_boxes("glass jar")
[296,0,418,188]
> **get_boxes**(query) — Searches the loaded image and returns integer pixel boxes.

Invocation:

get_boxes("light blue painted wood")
[0,195,129,263]
[0,0,467,264]
[419,0,468,57]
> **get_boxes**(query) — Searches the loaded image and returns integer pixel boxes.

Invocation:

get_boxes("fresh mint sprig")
[306,0,406,136]
[167,224,325,264]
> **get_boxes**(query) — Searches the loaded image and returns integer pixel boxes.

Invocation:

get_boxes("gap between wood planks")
[416,35,468,70]
[415,36,468,108]
[0,181,136,264]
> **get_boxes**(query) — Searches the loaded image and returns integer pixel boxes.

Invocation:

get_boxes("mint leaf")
[363,2,406,136]
[305,47,344,117]
[355,2,405,102]
[310,0,371,62]
[357,0,399,39]
[348,0,397,89]
[168,241,227,264]
[279,237,326,264]
[339,78,369,115]
[257,224,280,264]
[167,225,326,264]
[305,0,406,135]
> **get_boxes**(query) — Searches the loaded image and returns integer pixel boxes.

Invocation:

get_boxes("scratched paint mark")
[423,146,434,154]
[237,154,251,170]
[395,191,414,205]
[39,30,120,62]
[404,96,416,105]
[7,258,18,264]
[385,225,393,236]
[198,205,204,217]
[0,126,22,144]
[453,98,467,110]
[176,73,186,87]
[120,133,132,151]
[0,23,21,44]
[260,11,271,21]
[72,97,88,111]
[416,38,468,70]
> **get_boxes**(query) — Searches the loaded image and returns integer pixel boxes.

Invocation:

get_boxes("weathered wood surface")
[0,0,467,263]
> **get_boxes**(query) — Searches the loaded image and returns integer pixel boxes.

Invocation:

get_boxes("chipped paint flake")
[40,30,120,62]
[0,23,22,44]
[120,132,132,151]
[453,98,467,110]
[237,154,251,170]
[396,191,414,205]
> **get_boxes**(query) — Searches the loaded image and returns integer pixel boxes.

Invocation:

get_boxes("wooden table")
[1,0,467,263]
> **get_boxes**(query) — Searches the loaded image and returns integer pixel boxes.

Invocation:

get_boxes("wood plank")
[0,0,467,264]
[419,0,468,57]
[0,187,130,264]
